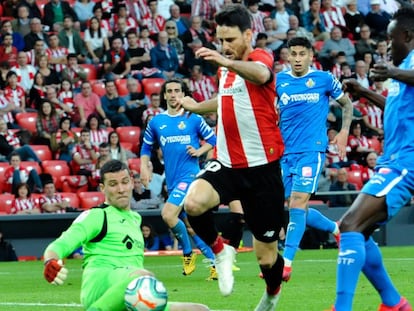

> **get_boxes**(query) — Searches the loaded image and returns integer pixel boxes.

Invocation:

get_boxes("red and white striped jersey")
[142,15,166,35]
[216,49,284,168]
[89,129,109,147]
[132,0,151,21]
[137,38,156,54]
[189,76,217,102]
[39,194,66,214]
[4,85,25,108]
[0,94,14,124]
[11,197,39,214]
[45,47,69,72]
[2,130,21,149]
[11,64,36,92]
[112,15,139,32]
[72,144,99,171]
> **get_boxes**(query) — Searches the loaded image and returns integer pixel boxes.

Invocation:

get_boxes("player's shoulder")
[249,48,274,66]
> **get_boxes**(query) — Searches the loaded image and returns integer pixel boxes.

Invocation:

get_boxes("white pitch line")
[0,302,235,311]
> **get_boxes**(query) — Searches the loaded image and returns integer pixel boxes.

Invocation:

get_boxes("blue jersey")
[380,50,414,170]
[276,69,344,154]
[141,111,216,192]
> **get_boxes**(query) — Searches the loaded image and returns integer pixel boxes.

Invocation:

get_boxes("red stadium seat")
[116,126,141,153]
[128,158,141,173]
[78,191,105,209]
[91,80,106,97]
[347,170,363,190]
[42,160,71,190]
[30,145,53,161]
[71,127,82,137]
[0,194,13,214]
[60,175,89,193]
[16,112,38,134]
[115,78,129,96]
[81,64,98,81]
[0,162,9,193]
[60,192,81,209]
[141,78,165,97]
[368,136,382,154]
[21,161,42,174]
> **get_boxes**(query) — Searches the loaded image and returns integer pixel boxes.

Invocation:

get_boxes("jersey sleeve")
[248,48,274,70]
[140,118,157,157]
[44,208,105,259]
[328,72,344,100]
[196,115,216,146]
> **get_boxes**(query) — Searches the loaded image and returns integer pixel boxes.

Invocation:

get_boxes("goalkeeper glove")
[44,259,68,285]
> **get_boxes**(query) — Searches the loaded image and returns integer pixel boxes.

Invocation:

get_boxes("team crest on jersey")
[178,121,186,130]
[305,78,315,88]
[177,182,188,191]
[302,166,313,177]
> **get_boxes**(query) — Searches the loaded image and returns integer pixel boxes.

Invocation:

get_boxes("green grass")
[0,247,413,310]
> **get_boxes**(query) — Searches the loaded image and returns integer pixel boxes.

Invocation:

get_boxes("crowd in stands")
[2,0,410,214]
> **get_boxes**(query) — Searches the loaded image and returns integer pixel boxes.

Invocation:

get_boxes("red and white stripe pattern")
[142,15,166,35]
[46,47,69,72]
[0,94,14,124]
[39,194,66,214]
[4,130,21,149]
[11,197,38,214]
[137,38,156,54]
[4,85,25,109]
[189,76,217,101]
[72,144,99,171]
[89,129,108,147]
[11,64,37,92]
[216,49,284,168]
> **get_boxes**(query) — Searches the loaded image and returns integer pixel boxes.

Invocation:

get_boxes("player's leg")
[164,187,196,275]
[306,208,340,243]
[223,200,245,249]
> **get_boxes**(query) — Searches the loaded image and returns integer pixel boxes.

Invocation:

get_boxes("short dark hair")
[287,37,313,50]
[160,78,190,108]
[215,4,251,32]
[393,7,414,32]
[100,160,130,184]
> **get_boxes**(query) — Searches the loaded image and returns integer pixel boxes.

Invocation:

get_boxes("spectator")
[301,0,330,42]
[58,79,76,118]
[0,89,15,129]
[359,81,385,137]
[0,232,18,261]
[180,16,213,54]
[35,99,61,146]
[11,182,41,214]
[45,85,72,117]
[0,33,18,67]
[73,0,95,30]
[150,31,181,80]
[23,18,49,52]
[25,38,45,68]
[165,20,185,65]
[262,16,284,53]
[39,178,69,213]
[319,26,356,70]
[90,3,111,36]
[168,4,190,36]
[191,0,220,30]
[58,16,87,63]
[4,152,43,194]
[112,17,129,48]
[121,77,150,127]
[19,0,42,19]
[1,20,25,52]
[0,61,10,89]
[61,54,87,92]
[355,25,377,61]
[270,0,292,36]
[141,223,161,250]
[350,60,372,89]
[142,0,167,38]
[86,113,108,147]
[374,39,390,64]
[11,51,36,95]
[43,0,79,33]
[320,0,346,33]
[28,72,46,110]
[0,119,41,163]
[137,26,156,54]
[188,65,217,102]
[4,70,26,113]
[107,131,128,163]
[361,151,377,183]
[325,127,354,169]
[288,15,314,44]
[142,93,164,123]
[71,128,99,177]
[100,80,132,127]
[328,168,358,207]
[50,116,78,162]
[112,4,139,33]
[74,81,110,128]
[37,55,61,88]
[247,0,266,38]
[343,0,365,41]
[347,120,375,164]
[365,0,392,41]
[46,34,69,75]
[102,36,131,81]
[84,16,110,65]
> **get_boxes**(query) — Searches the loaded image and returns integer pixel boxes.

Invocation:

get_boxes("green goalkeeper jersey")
[46,205,145,269]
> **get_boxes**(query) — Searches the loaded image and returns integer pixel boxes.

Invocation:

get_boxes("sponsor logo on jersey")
[177,182,188,191]
[159,135,191,146]
[302,166,313,177]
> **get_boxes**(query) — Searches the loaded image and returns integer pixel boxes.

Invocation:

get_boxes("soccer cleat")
[254,287,282,311]
[282,266,292,282]
[206,266,218,281]
[378,297,412,311]
[215,244,236,296]
[182,253,197,276]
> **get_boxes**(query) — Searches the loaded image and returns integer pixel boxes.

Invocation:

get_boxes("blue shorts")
[166,180,191,207]
[281,152,325,199]
[361,163,414,220]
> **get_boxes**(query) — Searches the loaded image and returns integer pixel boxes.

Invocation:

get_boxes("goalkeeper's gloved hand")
[44,259,68,285]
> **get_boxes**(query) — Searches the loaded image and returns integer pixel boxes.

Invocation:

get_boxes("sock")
[362,237,401,307]
[222,212,245,249]
[259,254,284,295]
[171,220,193,256]
[192,234,215,264]
[283,208,306,264]
[335,232,365,311]
[187,211,218,246]
[306,208,338,234]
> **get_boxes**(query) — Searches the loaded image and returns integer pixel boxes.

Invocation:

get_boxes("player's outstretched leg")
[191,234,217,281]
[306,208,340,246]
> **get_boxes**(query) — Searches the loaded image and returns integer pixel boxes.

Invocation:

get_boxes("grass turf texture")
[0,247,413,311]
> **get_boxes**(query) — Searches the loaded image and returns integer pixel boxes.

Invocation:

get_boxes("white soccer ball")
[125,275,168,311]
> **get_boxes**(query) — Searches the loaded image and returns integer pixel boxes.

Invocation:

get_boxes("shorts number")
[197,161,222,176]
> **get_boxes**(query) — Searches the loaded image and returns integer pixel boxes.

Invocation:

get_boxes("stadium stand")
[42,160,71,190]
[0,194,13,214]
[30,145,53,162]
[60,192,81,209]
[116,126,141,154]
[78,191,105,209]
[141,78,165,97]
[15,112,38,135]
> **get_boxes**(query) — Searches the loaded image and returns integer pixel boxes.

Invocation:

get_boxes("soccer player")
[43,160,210,311]
[140,79,217,277]
[276,36,353,281]
[181,4,286,310]
[329,8,414,311]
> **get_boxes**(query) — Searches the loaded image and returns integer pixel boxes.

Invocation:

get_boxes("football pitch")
[0,247,413,311]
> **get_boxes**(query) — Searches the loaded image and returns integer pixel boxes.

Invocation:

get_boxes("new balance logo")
[263,231,275,238]
[160,125,167,129]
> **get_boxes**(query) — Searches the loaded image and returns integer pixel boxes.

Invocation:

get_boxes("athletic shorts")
[361,163,414,221]
[198,160,285,243]
[166,180,192,207]
[281,151,325,199]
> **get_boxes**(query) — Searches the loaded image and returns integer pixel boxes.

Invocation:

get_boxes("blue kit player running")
[140,79,217,277]
[328,8,414,311]
[276,37,353,281]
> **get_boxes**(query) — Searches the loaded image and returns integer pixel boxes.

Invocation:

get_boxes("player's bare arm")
[334,94,353,159]
[186,143,213,158]
[139,155,152,188]
[371,62,414,86]
[181,97,218,114]
[343,78,386,110]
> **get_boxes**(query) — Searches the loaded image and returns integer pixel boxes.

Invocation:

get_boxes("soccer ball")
[125,275,168,311]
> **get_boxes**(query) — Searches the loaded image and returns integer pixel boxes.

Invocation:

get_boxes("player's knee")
[161,205,179,226]
[184,196,204,216]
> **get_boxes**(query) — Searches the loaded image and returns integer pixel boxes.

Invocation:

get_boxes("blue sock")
[283,208,306,264]
[362,237,401,307]
[335,232,365,311]
[192,234,215,264]
[306,208,337,233]
[171,220,193,255]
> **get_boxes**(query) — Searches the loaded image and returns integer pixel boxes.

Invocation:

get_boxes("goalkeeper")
[43,160,209,311]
